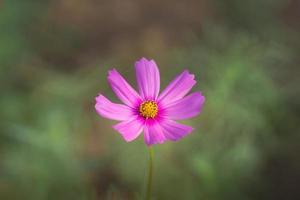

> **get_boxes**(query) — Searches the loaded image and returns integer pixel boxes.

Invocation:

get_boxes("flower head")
[95,58,205,146]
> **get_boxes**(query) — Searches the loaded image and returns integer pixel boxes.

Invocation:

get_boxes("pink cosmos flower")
[95,58,205,146]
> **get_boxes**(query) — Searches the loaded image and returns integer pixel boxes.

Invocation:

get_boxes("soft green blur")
[0,0,299,200]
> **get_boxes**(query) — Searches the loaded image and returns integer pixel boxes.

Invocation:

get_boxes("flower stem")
[146,146,154,200]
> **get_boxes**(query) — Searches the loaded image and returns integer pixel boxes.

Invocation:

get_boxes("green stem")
[146,147,154,200]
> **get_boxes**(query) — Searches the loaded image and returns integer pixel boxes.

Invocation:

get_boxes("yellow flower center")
[139,101,158,119]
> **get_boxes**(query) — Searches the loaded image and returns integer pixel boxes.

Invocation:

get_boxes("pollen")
[139,101,158,119]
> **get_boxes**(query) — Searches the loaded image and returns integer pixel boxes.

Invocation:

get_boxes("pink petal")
[144,120,166,146]
[113,117,144,142]
[162,92,205,120]
[95,95,134,121]
[160,119,193,141]
[108,69,142,107]
[158,70,196,106]
[135,58,160,100]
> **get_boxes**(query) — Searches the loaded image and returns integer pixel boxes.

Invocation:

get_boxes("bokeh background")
[0,0,299,199]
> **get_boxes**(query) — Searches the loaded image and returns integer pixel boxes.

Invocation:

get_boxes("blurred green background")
[0,0,299,199]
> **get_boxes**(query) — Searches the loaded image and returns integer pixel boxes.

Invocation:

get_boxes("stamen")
[139,101,158,119]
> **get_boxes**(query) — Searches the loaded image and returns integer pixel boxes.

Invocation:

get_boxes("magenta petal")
[158,70,196,106]
[135,58,160,100]
[108,69,142,107]
[95,95,134,121]
[113,117,144,142]
[163,92,205,120]
[144,120,166,146]
[160,119,193,141]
